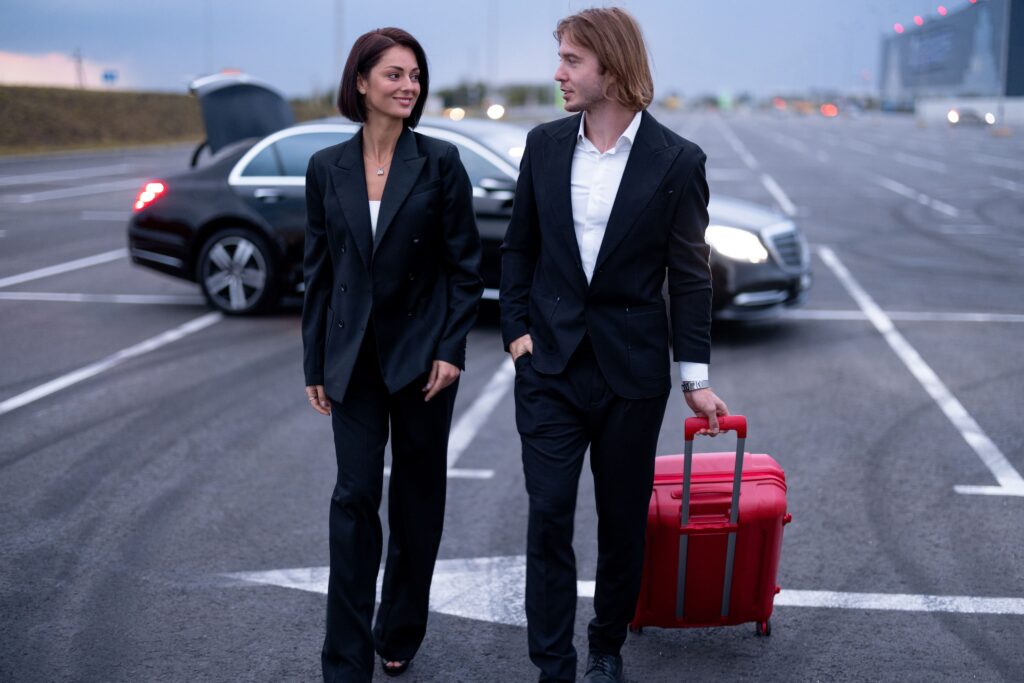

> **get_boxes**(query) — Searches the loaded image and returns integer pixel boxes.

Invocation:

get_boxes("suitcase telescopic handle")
[677,414,748,620]
[684,415,747,440]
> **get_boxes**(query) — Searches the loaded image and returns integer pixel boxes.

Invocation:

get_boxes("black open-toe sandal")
[380,656,411,677]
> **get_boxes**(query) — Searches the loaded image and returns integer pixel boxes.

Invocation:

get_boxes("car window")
[452,143,507,188]
[241,145,282,176]
[277,132,353,176]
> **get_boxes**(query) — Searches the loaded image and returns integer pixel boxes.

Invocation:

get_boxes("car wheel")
[198,228,279,314]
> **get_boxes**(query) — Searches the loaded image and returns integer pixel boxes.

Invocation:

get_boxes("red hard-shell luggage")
[630,415,791,636]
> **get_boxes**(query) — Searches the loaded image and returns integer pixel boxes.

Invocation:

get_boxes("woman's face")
[358,45,421,122]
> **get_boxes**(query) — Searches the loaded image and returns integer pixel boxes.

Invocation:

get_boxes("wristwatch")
[681,379,711,393]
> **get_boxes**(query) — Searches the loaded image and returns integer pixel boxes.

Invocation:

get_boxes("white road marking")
[0,292,206,305]
[0,230,6,238]
[0,162,131,187]
[844,140,878,154]
[383,466,495,480]
[447,357,515,468]
[781,309,1024,323]
[818,246,1024,497]
[872,175,960,218]
[80,210,132,221]
[227,555,1024,624]
[893,151,948,173]
[382,357,515,481]
[0,312,222,417]
[760,174,797,216]
[714,119,759,170]
[707,169,751,181]
[4,178,143,204]
[0,249,126,289]
[991,176,1024,193]
[972,153,1024,170]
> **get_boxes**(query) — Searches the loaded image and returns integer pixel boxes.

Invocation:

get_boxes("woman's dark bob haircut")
[337,27,429,129]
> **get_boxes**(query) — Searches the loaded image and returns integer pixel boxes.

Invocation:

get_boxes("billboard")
[879,0,1017,107]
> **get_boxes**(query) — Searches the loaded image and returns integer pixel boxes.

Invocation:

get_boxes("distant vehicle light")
[772,97,787,110]
[820,103,838,117]
[894,23,905,33]
[705,225,768,264]
[508,145,525,159]
[947,109,960,124]
[984,112,996,125]
[133,181,166,211]
[938,6,948,17]
[486,104,505,120]
[914,15,924,26]
[447,107,466,122]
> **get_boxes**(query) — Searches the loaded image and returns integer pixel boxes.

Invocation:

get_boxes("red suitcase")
[630,415,791,636]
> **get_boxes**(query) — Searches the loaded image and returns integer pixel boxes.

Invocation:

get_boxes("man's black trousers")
[514,336,669,683]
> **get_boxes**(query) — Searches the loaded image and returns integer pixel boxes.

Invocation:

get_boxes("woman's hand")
[423,360,460,402]
[305,385,331,416]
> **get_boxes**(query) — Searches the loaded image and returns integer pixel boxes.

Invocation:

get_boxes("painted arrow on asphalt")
[224,555,1024,625]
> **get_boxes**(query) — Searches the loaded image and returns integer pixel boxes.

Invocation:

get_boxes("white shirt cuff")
[678,362,709,383]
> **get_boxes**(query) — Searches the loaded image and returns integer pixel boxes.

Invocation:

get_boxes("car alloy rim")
[202,236,267,310]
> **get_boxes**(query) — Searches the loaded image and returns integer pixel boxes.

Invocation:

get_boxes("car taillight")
[133,181,166,211]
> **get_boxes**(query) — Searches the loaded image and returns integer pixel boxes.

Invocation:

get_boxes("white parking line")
[0,292,206,305]
[0,163,131,187]
[893,151,948,173]
[447,357,515,468]
[781,309,1024,323]
[872,175,960,218]
[228,555,1024,621]
[714,119,759,170]
[383,357,515,481]
[818,246,1024,497]
[760,174,797,216]
[4,178,143,204]
[0,249,126,289]
[990,176,1024,193]
[973,152,1024,170]
[0,312,223,417]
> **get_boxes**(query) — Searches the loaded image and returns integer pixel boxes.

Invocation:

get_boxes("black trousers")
[321,325,458,683]
[514,337,669,683]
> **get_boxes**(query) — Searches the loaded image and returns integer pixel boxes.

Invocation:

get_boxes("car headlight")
[705,225,769,263]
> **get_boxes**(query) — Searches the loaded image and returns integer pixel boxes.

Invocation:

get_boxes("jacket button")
[339,284,347,293]
[412,237,421,244]
[340,245,347,253]
[408,273,415,281]
[407,311,414,317]
[337,320,345,328]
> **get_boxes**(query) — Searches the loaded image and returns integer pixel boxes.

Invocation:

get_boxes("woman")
[301,27,482,681]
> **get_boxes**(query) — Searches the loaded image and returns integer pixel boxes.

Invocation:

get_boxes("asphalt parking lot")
[1,110,1022,682]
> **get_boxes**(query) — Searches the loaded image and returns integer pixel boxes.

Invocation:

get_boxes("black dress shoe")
[380,656,411,677]
[582,652,624,683]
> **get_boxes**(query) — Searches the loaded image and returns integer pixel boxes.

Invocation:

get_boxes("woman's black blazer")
[302,126,483,403]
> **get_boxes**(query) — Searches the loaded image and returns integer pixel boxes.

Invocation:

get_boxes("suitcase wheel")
[755,619,772,637]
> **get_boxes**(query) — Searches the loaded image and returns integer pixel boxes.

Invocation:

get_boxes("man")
[500,8,729,683]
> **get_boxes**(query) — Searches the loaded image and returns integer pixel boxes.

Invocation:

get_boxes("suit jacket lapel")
[374,127,426,251]
[327,130,373,269]
[543,114,589,290]
[592,110,679,274]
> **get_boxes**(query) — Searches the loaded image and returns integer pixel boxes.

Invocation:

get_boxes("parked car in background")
[128,74,811,319]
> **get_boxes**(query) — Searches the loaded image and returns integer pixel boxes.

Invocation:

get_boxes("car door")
[230,128,354,285]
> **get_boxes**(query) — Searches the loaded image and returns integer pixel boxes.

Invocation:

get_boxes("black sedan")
[128,75,811,318]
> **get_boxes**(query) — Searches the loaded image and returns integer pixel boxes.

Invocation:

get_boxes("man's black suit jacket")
[499,110,711,400]
[302,126,483,403]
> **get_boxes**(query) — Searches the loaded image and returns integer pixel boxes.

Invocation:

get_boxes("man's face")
[554,35,609,112]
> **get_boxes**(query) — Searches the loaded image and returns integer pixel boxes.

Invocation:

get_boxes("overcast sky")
[0,0,991,97]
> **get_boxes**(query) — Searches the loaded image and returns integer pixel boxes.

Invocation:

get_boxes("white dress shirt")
[369,200,381,237]
[570,112,708,384]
